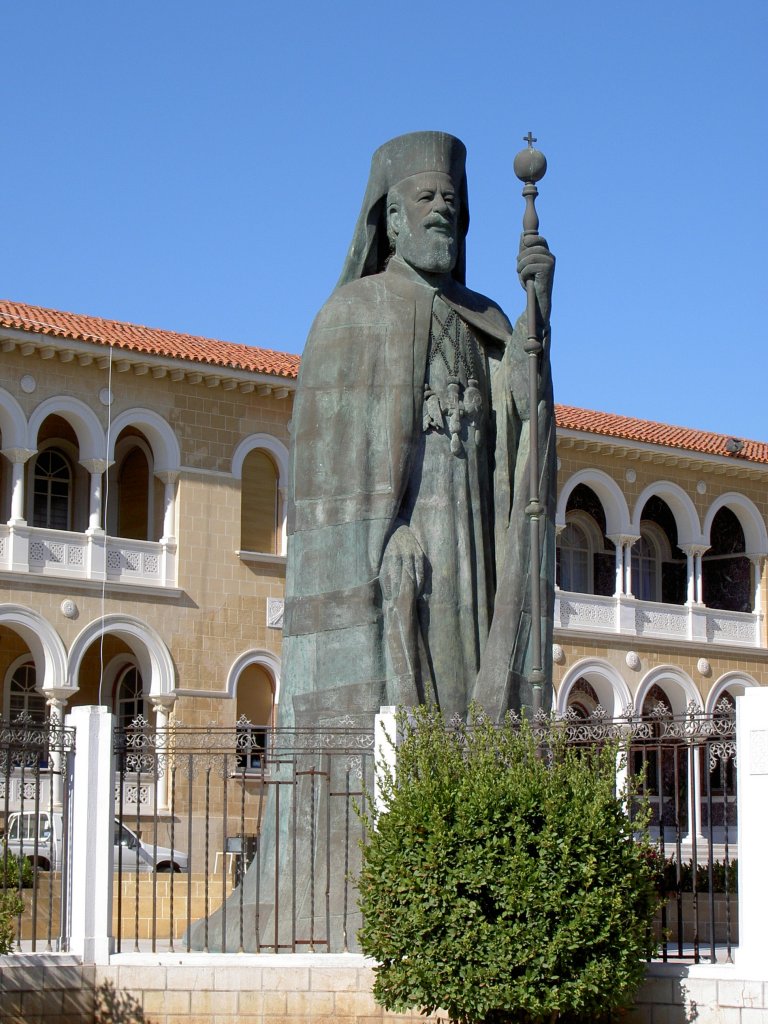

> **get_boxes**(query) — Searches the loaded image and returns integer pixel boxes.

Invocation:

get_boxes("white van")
[3,811,188,873]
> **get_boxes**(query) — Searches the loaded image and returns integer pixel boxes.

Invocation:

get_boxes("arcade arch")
[556,659,631,718]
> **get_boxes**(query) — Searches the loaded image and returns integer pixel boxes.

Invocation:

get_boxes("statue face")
[388,172,459,275]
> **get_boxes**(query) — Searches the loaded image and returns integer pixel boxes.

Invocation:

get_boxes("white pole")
[735,688,768,971]
[67,705,115,963]
[373,706,398,819]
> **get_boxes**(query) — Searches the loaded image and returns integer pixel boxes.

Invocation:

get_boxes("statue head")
[337,132,470,288]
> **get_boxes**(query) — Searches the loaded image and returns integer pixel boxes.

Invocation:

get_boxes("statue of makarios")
[192,131,556,954]
[283,130,556,727]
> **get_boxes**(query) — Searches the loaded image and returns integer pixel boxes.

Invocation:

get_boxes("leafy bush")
[358,706,661,1024]
[0,849,34,890]
[0,889,23,954]
[662,858,737,895]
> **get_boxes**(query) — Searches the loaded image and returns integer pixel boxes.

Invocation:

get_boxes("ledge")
[236,550,287,568]
[0,569,185,600]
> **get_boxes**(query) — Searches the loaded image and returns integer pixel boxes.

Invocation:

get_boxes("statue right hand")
[517,232,555,326]
[380,525,425,602]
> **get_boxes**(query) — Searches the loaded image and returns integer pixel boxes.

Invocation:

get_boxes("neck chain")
[424,303,483,456]
[429,306,476,379]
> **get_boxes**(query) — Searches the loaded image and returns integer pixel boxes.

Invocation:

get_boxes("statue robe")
[283,256,555,726]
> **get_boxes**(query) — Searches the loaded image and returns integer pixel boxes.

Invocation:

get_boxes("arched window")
[632,684,688,830]
[558,522,591,593]
[702,507,751,611]
[240,450,279,554]
[235,663,275,771]
[701,692,736,831]
[32,448,72,530]
[566,677,600,719]
[557,486,614,596]
[114,665,144,732]
[117,446,150,540]
[631,524,670,602]
[8,662,46,722]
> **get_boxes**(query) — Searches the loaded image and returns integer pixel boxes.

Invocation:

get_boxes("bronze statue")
[283,131,556,725]
[193,131,557,954]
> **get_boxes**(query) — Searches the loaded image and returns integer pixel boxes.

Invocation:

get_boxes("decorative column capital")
[155,470,179,486]
[43,686,76,704]
[682,543,710,557]
[80,458,111,475]
[150,693,176,713]
[1,447,36,465]
[608,534,640,548]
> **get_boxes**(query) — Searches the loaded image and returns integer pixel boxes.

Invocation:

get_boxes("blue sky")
[3,1,766,440]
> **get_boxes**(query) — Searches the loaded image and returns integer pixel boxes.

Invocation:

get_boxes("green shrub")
[662,858,738,895]
[0,889,23,954]
[358,706,661,1024]
[0,849,34,890]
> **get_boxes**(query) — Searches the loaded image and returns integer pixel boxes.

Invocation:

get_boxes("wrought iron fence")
[552,698,737,963]
[0,713,75,951]
[111,703,736,962]
[3,704,734,961]
[112,716,375,954]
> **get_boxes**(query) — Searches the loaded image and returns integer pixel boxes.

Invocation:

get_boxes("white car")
[3,811,188,873]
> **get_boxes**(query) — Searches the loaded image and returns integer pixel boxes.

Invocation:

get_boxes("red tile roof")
[0,299,299,380]
[555,404,768,465]
[2,300,765,463]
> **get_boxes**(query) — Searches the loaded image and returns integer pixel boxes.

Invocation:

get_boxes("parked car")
[3,811,188,873]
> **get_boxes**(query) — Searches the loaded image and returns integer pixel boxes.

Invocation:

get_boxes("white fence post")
[66,705,115,963]
[735,687,768,971]
[374,706,398,817]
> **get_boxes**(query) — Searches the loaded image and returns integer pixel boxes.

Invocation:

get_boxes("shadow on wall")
[96,979,149,1024]
[625,978,699,1024]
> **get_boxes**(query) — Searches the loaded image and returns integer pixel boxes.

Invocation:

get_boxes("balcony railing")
[555,590,763,648]
[0,523,177,589]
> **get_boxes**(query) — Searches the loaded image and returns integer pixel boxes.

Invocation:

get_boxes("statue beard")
[395,226,457,276]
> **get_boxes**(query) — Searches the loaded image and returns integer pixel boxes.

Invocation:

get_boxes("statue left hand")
[517,233,555,327]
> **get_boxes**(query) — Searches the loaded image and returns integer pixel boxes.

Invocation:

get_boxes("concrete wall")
[2,955,768,1024]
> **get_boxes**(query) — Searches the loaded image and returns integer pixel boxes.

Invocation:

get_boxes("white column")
[683,547,695,605]
[608,534,637,597]
[687,743,704,843]
[80,459,109,534]
[613,543,623,596]
[156,470,178,542]
[610,536,639,636]
[694,550,704,605]
[751,556,763,616]
[151,695,175,813]
[374,706,398,818]
[46,694,69,812]
[735,688,768,971]
[554,523,566,591]
[278,485,288,555]
[622,537,639,598]
[615,745,630,812]
[66,705,115,963]
[2,448,36,524]
[618,536,643,598]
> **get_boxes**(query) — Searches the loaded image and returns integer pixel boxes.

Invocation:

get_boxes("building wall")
[1,345,292,729]
[554,435,768,715]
